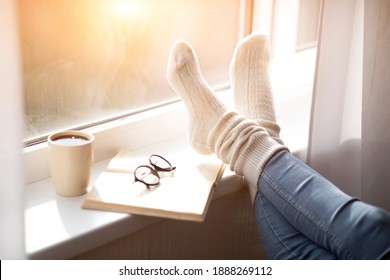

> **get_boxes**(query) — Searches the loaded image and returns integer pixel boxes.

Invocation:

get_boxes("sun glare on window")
[19,0,241,143]
[109,0,144,17]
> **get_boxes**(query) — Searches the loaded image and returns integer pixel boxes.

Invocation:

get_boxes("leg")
[166,40,227,154]
[166,39,390,260]
[255,192,337,259]
[230,33,282,143]
[259,150,390,259]
[230,34,285,202]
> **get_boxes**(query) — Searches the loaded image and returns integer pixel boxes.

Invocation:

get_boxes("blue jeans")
[255,150,390,259]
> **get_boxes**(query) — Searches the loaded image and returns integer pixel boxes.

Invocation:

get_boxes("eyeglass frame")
[133,154,176,189]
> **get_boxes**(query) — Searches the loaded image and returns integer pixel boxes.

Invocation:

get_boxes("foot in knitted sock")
[167,40,287,204]
[167,40,227,154]
[230,33,283,144]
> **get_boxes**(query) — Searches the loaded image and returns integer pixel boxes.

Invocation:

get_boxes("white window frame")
[22,0,320,259]
[24,0,255,184]
[252,0,319,160]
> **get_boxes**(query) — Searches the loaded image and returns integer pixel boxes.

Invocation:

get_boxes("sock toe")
[169,40,194,69]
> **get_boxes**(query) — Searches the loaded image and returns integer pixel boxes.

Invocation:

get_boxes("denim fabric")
[255,150,390,259]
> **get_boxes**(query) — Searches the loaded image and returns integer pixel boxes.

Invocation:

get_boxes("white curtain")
[0,0,26,259]
[361,0,390,212]
[308,0,390,212]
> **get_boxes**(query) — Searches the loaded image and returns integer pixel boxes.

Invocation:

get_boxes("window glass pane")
[19,0,242,141]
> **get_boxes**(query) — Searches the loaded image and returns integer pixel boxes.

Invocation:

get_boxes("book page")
[106,149,145,173]
[83,149,225,221]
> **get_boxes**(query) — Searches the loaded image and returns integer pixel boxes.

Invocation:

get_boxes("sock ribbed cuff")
[208,111,288,203]
[256,119,284,145]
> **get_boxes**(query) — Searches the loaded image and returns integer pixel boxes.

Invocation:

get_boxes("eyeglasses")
[134,154,176,189]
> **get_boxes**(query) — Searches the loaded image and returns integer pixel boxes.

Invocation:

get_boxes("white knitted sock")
[209,112,287,203]
[167,40,287,203]
[230,33,283,144]
[167,40,226,154]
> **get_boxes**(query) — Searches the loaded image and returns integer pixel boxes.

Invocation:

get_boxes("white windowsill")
[25,133,246,259]
[24,96,249,259]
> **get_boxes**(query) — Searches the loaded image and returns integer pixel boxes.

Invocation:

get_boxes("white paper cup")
[48,131,94,196]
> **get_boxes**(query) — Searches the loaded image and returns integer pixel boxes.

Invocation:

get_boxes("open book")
[82,149,225,222]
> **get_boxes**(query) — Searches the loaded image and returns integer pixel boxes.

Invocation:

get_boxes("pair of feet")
[167,34,287,202]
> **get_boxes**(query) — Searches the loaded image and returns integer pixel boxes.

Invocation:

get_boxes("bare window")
[19,0,244,142]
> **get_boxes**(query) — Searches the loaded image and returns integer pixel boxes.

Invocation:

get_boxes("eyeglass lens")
[134,166,159,185]
[149,154,176,171]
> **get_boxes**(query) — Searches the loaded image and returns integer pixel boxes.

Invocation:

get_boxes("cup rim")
[48,130,94,146]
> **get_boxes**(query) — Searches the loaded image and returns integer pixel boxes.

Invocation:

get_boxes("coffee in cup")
[48,131,94,196]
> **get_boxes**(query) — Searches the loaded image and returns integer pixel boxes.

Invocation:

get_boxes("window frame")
[24,0,318,183]
[23,0,319,259]
[23,0,255,184]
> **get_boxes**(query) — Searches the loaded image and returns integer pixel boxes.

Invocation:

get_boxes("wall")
[74,187,266,259]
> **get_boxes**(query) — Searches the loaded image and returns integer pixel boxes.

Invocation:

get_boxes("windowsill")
[25,134,246,259]
[24,61,313,258]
